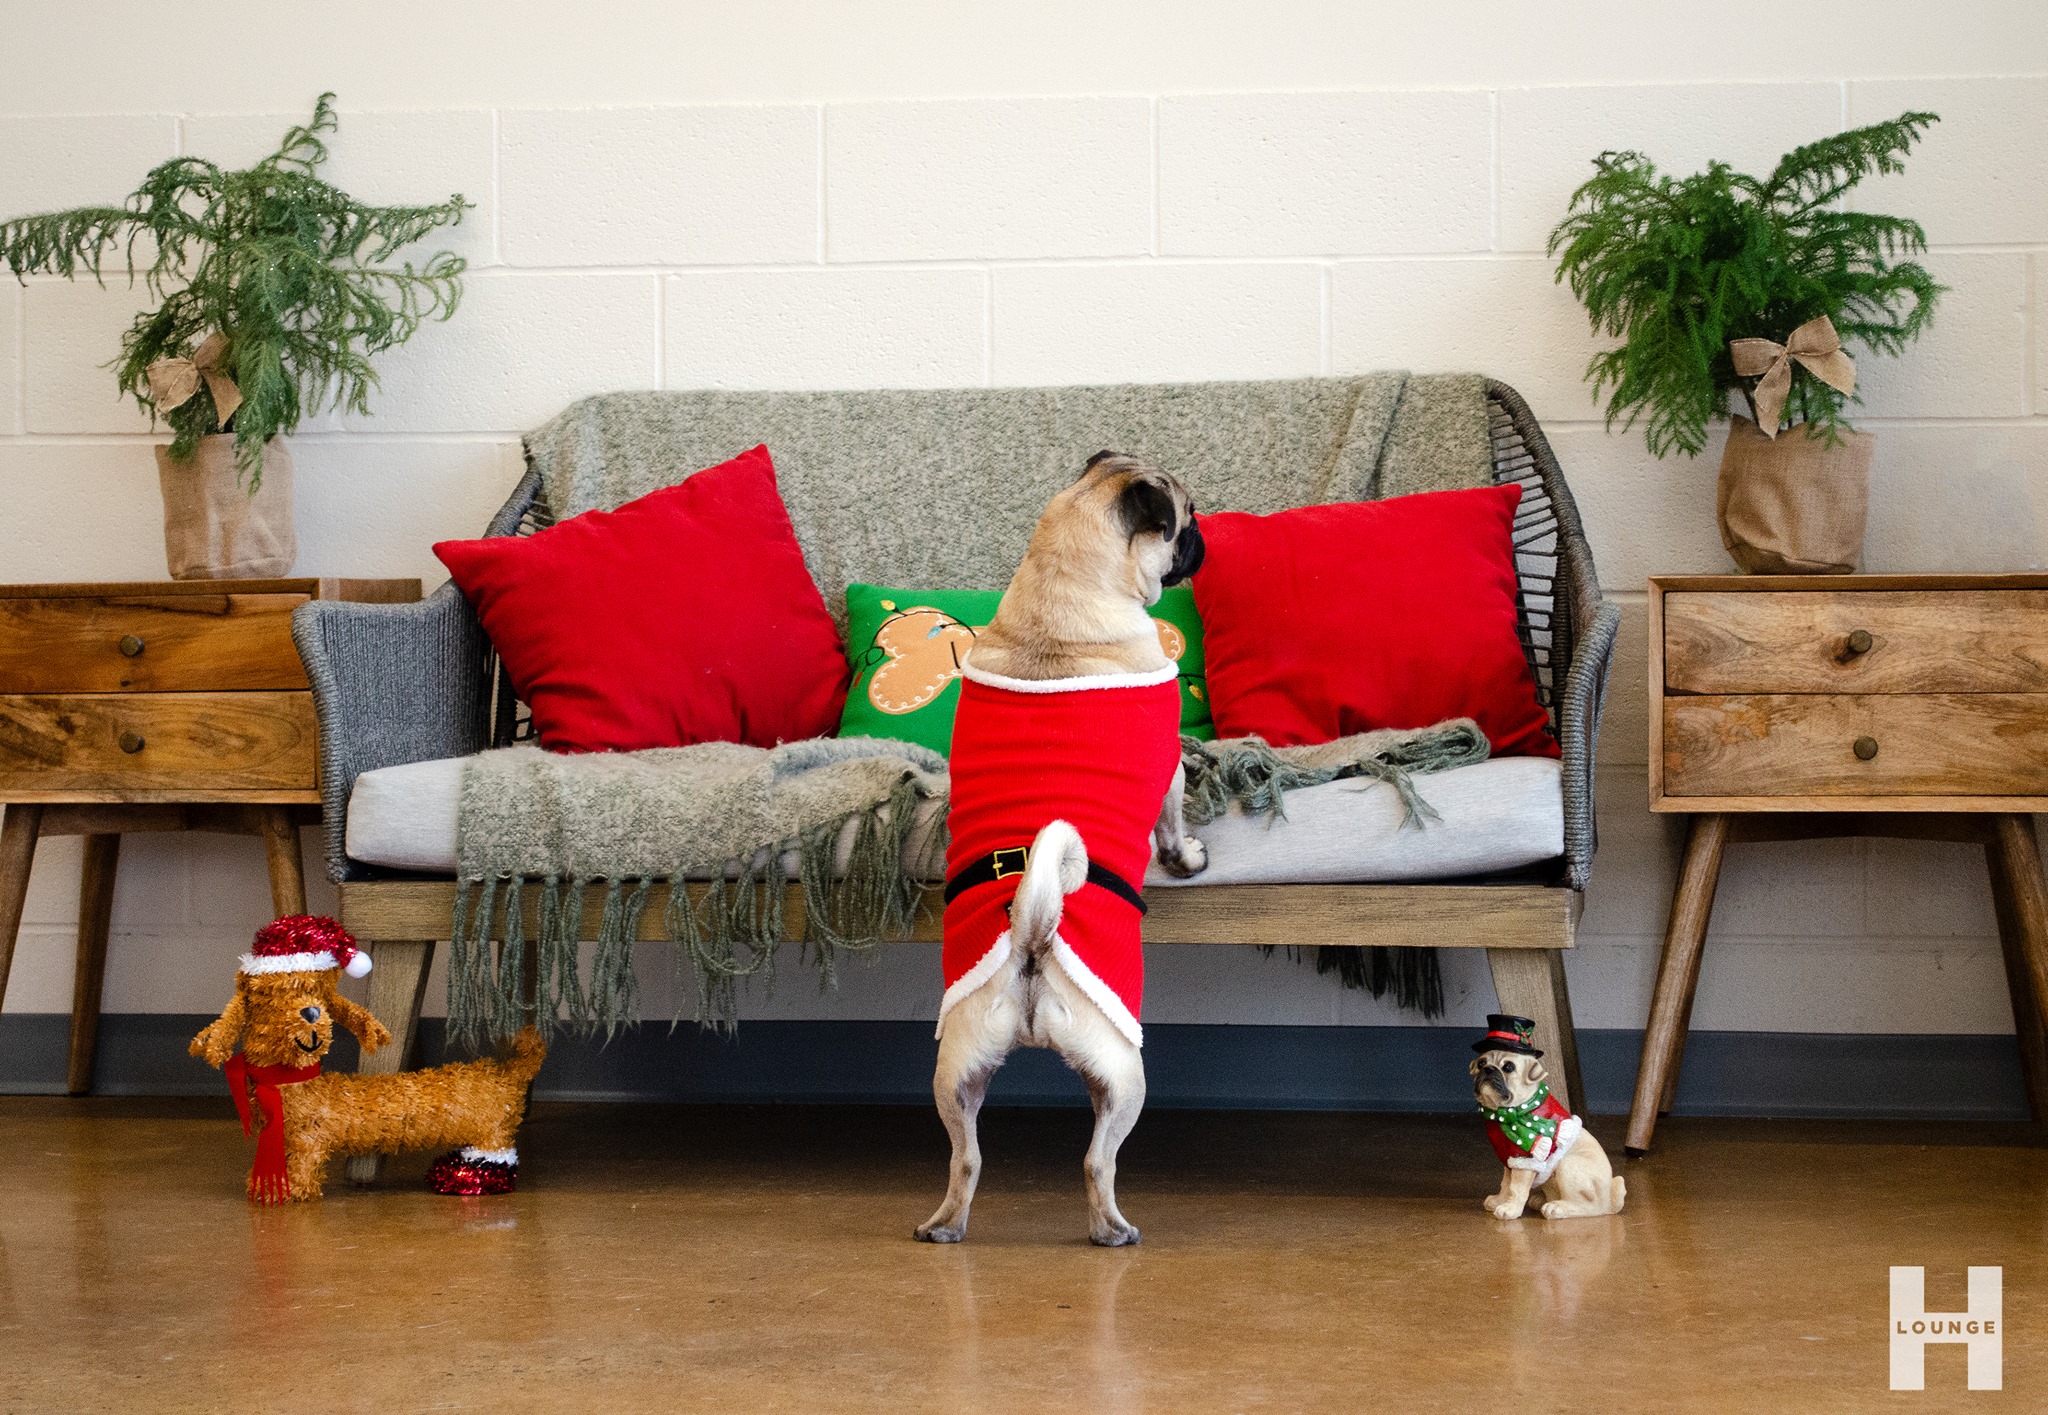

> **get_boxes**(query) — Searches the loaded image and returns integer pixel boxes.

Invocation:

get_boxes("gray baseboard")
[0,1013,2032,1119]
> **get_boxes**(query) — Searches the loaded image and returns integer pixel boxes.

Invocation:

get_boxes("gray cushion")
[346,754,1563,884]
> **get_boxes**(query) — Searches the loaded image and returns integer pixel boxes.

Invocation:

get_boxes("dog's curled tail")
[1609,1174,1628,1214]
[503,1025,547,1085]
[1009,820,1089,952]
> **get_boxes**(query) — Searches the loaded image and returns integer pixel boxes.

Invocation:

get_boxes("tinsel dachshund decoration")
[191,916,545,1202]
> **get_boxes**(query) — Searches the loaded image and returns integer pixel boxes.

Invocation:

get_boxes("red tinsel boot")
[427,1146,519,1196]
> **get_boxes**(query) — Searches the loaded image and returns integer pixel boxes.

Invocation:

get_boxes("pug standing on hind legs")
[917,451,1208,1247]
[1471,1014,1625,1221]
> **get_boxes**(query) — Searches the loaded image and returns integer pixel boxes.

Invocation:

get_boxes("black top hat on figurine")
[1473,1014,1543,1057]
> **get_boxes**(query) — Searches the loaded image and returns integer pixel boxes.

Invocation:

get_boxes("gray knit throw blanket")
[453,737,947,1046]
[454,719,1486,1041]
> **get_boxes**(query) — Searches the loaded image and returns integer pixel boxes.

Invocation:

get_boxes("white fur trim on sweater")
[1048,934,1143,1049]
[935,931,1014,1039]
[958,660,1179,695]
[460,1146,518,1165]
[239,950,340,975]
[1504,1114,1583,1186]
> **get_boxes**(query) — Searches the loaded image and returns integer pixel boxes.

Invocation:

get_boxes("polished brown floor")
[2,1097,2043,1413]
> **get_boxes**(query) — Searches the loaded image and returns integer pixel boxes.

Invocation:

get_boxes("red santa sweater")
[939,659,1184,1048]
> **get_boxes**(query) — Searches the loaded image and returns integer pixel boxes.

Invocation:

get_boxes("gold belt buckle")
[990,846,1029,879]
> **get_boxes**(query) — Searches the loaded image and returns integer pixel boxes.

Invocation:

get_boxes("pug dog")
[1470,1014,1625,1221]
[917,451,1208,1247]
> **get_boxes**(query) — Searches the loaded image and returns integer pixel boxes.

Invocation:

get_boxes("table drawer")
[1665,590,2048,695]
[1663,693,2048,798]
[0,593,311,693]
[0,692,317,795]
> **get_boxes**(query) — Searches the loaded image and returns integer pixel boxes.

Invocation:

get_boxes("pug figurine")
[1470,1015,1626,1221]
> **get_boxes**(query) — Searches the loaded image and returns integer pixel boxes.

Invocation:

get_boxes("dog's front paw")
[1490,1202,1525,1221]
[914,1222,966,1244]
[1158,837,1208,878]
[1482,1193,1502,1213]
[1089,1219,1141,1247]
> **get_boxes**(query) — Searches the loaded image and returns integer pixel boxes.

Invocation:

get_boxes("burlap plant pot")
[1715,415,1874,575]
[154,435,297,580]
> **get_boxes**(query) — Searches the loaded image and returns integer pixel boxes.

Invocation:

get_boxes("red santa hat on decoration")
[240,915,372,979]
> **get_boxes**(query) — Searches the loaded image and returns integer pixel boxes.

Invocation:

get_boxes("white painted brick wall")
[1328,257,1603,418]
[22,280,158,435]
[664,269,987,389]
[0,284,19,437]
[992,263,1322,384]
[1848,77,2048,246]
[1497,83,1844,254]
[0,114,176,214]
[1,59,2044,1040]
[824,97,1152,261]
[501,105,820,267]
[1158,91,1493,255]
[325,272,661,433]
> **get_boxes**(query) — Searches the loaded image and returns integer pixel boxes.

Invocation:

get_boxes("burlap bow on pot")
[1729,315,1856,438]
[145,331,242,427]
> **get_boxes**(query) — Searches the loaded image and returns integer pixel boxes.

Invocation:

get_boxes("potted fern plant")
[0,93,468,580]
[1548,112,1943,574]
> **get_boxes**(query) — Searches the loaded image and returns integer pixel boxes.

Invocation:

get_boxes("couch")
[294,377,1617,1118]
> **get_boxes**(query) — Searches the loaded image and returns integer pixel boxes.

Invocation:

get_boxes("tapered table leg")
[0,805,44,1018]
[66,834,120,1095]
[1991,817,2048,1121]
[1627,813,1729,1155]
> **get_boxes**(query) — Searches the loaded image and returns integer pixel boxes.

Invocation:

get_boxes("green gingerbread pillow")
[838,583,1213,755]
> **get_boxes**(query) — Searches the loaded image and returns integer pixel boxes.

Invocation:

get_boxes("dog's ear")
[329,993,393,1056]
[1467,1058,1482,1076]
[1528,1058,1550,1087]
[189,985,249,1069]
[1117,476,1177,543]
[1084,449,1119,470]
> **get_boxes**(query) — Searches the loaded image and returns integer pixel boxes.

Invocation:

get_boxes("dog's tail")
[1609,1174,1627,1214]
[1009,820,1088,953]
[502,1025,547,1086]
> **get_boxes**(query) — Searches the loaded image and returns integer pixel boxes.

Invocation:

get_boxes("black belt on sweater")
[942,845,1148,915]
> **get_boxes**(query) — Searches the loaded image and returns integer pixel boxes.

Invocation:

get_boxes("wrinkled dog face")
[1073,450,1203,605]
[1470,1050,1547,1110]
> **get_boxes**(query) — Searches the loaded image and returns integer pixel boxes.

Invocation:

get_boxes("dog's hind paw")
[914,1222,966,1244]
[1158,837,1208,878]
[1089,1220,1141,1247]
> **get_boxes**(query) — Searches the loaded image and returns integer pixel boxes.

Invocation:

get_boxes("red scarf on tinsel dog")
[224,1052,319,1203]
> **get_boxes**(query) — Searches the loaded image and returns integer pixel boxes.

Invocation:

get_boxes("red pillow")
[434,445,847,753]
[1190,484,1557,758]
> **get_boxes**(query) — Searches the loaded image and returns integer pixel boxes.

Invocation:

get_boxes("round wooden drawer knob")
[1853,736,1879,761]
[118,635,145,657]
[1845,629,1873,655]
[118,731,146,754]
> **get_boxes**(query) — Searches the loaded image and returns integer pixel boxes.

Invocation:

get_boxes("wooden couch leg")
[1487,946,1585,1116]
[344,938,436,1185]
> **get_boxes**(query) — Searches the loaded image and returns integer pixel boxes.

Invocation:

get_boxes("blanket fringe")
[449,772,939,1047]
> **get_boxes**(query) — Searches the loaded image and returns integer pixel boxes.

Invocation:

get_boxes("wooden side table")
[1629,574,2048,1154]
[0,577,419,1093]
